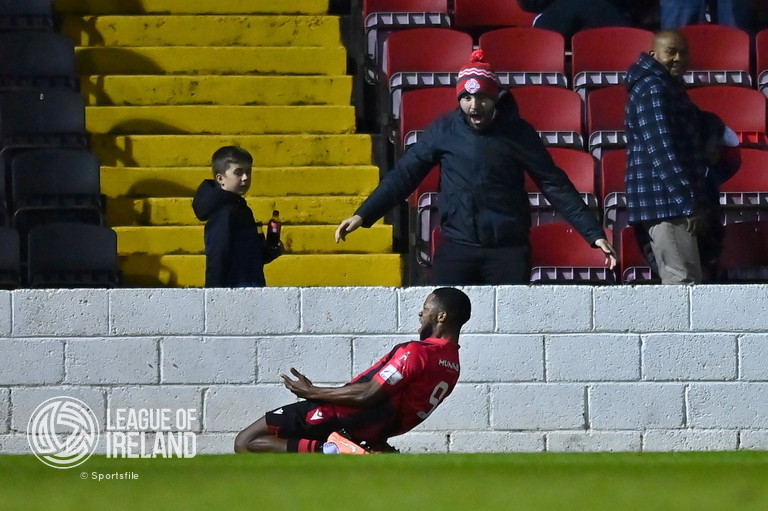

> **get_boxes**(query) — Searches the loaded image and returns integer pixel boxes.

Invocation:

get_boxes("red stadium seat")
[716,221,768,282]
[362,0,450,82]
[586,86,628,159]
[719,147,768,223]
[526,147,599,226]
[571,27,654,95]
[453,0,536,32]
[478,27,567,88]
[530,223,616,283]
[679,24,751,87]
[382,28,473,121]
[619,226,656,284]
[399,87,456,150]
[509,86,584,149]
[688,86,768,146]
[399,88,454,274]
[600,149,628,234]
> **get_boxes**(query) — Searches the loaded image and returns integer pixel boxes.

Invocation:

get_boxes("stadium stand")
[362,0,450,84]
[381,27,472,123]
[0,225,20,288]
[525,147,599,226]
[398,87,455,283]
[0,31,78,91]
[600,149,628,247]
[10,148,103,239]
[688,85,768,146]
[529,223,616,284]
[478,27,567,88]
[453,0,536,34]
[56,0,401,287]
[719,147,768,224]
[0,88,88,157]
[509,85,584,149]
[0,0,55,31]
[619,225,656,284]
[571,27,654,95]
[716,221,768,283]
[585,86,628,159]
[679,24,751,88]
[27,222,118,288]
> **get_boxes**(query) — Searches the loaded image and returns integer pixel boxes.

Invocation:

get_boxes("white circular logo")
[27,396,100,469]
[464,78,481,94]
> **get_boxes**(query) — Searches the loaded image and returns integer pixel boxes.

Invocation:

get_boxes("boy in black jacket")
[192,146,282,287]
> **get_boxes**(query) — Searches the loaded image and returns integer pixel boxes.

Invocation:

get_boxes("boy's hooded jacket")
[192,180,280,287]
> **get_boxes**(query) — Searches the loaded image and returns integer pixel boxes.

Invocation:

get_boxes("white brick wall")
[1,285,767,455]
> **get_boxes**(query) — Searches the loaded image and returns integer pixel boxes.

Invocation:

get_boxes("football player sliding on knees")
[234,287,471,454]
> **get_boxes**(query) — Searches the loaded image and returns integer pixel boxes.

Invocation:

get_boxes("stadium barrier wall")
[1,285,767,455]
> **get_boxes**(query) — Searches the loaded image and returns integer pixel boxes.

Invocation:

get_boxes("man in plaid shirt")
[625,30,730,284]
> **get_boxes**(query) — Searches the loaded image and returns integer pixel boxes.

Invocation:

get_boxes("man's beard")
[419,323,434,340]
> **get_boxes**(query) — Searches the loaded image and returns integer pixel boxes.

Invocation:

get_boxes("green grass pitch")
[2,451,768,511]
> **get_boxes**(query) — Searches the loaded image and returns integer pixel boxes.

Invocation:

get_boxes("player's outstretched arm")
[335,215,363,243]
[281,368,386,407]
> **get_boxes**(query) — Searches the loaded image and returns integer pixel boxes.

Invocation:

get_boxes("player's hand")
[281,368,315,398]
[594,238,617,270]
[335,215,363,243]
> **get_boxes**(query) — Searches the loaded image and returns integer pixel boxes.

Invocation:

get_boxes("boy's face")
[216,162,252,195]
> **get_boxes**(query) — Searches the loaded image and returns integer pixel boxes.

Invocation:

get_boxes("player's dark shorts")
[265,401,340,441]
[265,400,395,449]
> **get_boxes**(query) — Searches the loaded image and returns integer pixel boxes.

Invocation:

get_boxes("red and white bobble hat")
[456,49,500,100]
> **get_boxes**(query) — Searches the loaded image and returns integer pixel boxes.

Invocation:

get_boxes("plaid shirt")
[624,53,709,224]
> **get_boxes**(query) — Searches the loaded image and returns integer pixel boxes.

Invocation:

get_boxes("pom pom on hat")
[456,49,501,100]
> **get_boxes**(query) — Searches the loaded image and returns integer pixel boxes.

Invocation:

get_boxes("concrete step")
[82,75,353,106]
[92,134,373,167]
[76,46,347,75]
[86,105,355,135]
[62,15,341,47]
[119,253,405,287]
[101,165,380,198]
[106,196,366,226]
[56,0,329,15]
[115,224,393,255]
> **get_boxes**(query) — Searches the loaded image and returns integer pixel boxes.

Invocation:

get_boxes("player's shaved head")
[431,288,471,327]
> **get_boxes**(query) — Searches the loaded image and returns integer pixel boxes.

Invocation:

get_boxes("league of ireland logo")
[27,396,100,469]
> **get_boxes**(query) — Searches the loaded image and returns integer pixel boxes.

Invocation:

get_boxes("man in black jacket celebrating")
[335,50,616,285]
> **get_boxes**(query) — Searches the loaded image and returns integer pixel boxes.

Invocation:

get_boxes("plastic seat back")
[0,88,88,151]
[0,0,54,31]
[679,24,751,87]
[510,86,584,148]
[586,86,628,158]
[0,225,20,288]
[453,0,536,30]
[530,223,616,283]
[571,27,654,93]
[688,86,767,145]
[11,148,102,235]
[479,27,567,88]
[717,221,768,282]
[383,28,473,120]
[0,32,78,91]
[27,222,118,288]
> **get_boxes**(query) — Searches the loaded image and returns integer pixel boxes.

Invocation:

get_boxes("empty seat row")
[0,222,118,289]
[0,0,55,32]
